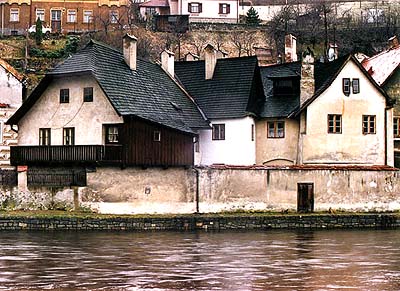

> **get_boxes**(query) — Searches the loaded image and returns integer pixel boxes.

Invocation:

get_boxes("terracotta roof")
[0,59,24,82]
[139,0,169,7]
[361,45,400,86]
[206,164,398,171]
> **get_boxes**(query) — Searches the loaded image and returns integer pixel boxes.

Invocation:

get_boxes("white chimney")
[300,49,315,107]
[285,34,298,63]
[161,50,175,76]
[123,34,137,70]
[204,44,217,80]
[185,52,199,61]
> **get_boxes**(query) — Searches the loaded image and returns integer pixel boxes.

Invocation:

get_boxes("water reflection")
[0,230,398,290]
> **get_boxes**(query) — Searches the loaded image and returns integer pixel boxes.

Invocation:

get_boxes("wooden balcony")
[10,145,123,166]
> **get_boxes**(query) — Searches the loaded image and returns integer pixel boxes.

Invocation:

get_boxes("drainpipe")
[384,108,387,165]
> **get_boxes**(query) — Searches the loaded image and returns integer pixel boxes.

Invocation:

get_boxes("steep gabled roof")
[260,54,394,118]
[0,59,24,82]
[361,45,400,86]
[174,56,262,119]
[7,40,209,134]
[260,62,300,118]
[139,0,169,7]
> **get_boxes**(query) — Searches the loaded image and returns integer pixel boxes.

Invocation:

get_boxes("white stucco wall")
[302,60,390,165]
[177,0,238,23]
[0,65,22,108]
[196,116,255,165]
[17,75,123,146]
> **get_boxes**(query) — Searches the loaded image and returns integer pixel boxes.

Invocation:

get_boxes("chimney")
[254,46,274,66]
[185,52,199,61]
[284,34,297,63]
[388,36,399,49]
[161,49,175,76]
[300,49,315,107]
[123,34,137,70]
[204,44,217,80]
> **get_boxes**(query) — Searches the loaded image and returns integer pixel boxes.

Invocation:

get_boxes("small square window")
[212,124,225,140]
[267,121,284,138]
[352,79,360,94]
[154,130,161,142]
[83,87,93,102]
[105,125,119,143]
[342,78,350,96]
[362,115,376,134]
[188,2,202,13]
[328,114,342,134]
[219,3,230,14]
[60,89,69,103]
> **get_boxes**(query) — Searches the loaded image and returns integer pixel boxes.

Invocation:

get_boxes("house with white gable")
[0,59,25,167]
[174,44,265,165]
[256,52,395,166]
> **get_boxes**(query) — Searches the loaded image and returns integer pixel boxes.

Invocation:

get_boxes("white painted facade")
[196,116,255,165]
[17,75,123,146]
[301,59,393,166]
[175,0,238,23]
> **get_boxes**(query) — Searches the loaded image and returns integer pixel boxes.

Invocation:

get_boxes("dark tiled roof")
[259,62,300,118]
[8,40,209,133]
[174,57,263,119]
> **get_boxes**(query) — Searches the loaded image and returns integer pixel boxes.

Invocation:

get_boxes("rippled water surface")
[0,230,399,290]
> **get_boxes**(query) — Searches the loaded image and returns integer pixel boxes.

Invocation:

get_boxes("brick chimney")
[300,49,315,107]
[254,46,274,66]
[123,34,137,70]
[285,34,297,63]
[204,44,217,80]
[388,36,399,49]
[161,49,175,76]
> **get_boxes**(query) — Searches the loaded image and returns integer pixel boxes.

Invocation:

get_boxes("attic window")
[170,101,182,112]
[273,78,299,96]
[352,79,360,94]
[60,89,69,103]
[342,78,351,96]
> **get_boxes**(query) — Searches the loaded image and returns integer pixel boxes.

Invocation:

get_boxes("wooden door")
[297,183,314,213]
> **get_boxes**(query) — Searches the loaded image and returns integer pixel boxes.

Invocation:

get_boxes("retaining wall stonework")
[0,214,398,231]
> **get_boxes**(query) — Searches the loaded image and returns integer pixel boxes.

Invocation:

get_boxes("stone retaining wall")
[0,214,398,231]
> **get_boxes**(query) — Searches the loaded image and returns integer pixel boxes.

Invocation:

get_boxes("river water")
[0,229,399,290]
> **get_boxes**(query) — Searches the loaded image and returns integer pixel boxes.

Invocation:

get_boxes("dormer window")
[273,78,299,96]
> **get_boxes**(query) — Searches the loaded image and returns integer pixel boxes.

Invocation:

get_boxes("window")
[153,130,161,142]
[83,87,93,102]
[145,7,156,16]
[251,124,255,141]
[219,3,230,14]
[394,118,400,138]
[273,78,299,96]
[63,128,75,145]
[36,9,45,21]
[362,115,376,134]
[60,89,69,103]
[83,10,93,23]
[352,78,360,94]
[188,3,202,13]
[51,10,61,21]
[10,8,19,22]
[110,10,118,23]
[328,114,342,134]
[212,124,225,140]
[342,78,350,96]
[67,10,77,23]
[267,121,284,138]
[39,128,51,146]
[105,125,119,144]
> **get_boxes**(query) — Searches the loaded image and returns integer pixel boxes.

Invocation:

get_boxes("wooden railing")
[10,145,123,165]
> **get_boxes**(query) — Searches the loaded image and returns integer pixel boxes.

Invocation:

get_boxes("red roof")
[361,45,400,86]
[139,0,169,7]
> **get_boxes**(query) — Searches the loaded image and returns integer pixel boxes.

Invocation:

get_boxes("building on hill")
[7,34,209,171]
[257,53,395,166]
[0,0,129,35]
[361,37,400,166]
[0,59,25,167]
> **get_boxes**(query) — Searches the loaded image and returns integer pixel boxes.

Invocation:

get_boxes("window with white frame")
[67,10,77,23]
[212,124,225,140]
[219,3,230,14]
[394,117,400,138]
[188,3,202,13]
[267,121,284,138]
[83,10,93,23]
[110,10,118,23]
[10,8,19,22]
[36,9,45,21]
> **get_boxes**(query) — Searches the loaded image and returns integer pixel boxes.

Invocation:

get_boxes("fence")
[28,168,87,187]
[0,170,17,186]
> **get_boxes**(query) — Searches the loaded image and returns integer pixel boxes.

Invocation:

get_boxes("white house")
[0,59,24,167]
[174,44,265,165]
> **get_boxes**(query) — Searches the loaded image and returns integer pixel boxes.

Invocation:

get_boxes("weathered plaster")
[17,75,123,146]
[256,118,299,165]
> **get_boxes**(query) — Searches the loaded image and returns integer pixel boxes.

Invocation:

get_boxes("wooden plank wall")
[122,117,194,166]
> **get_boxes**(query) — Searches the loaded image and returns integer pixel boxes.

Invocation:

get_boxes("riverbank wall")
[0,213,398,231]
